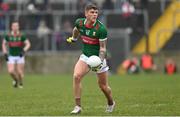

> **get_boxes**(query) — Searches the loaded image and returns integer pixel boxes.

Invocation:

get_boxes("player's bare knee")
[8,69,15,75]
[73,74,82,83]
[19,73,24,78]
[98,83,107,91]
[17,71,24,78]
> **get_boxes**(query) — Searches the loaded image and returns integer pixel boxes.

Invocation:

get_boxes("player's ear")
[85,10,88,17]
[85,12,87,17]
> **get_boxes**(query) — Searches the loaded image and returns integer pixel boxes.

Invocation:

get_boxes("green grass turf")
[0,73,180,116]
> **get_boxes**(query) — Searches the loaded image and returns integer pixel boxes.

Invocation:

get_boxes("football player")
[67,4,115,114]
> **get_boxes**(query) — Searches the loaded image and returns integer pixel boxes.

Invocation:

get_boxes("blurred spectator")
[0,0,9,30]
[37,20,51,39]
[122,57,139,74]
[27,0,50,12]
[121,0,135,18]
[140,53,156,72]
[51,20,73,50]
[62,20,73,37]
[27,3,37,13]
[0,1,9,12]
[37,20,51,51]
[52,25,63,50]
[164,58,177,75]
[26,0,51,29]
[102,0,114,10]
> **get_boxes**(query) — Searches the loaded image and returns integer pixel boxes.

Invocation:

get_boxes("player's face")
[85,9,98,23]
[11,22,19,32]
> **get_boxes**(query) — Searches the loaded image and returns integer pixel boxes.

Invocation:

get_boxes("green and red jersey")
[4,32,27,56]
[75,18,107,57]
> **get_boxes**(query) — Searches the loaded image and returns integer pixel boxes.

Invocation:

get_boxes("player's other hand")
[19,50,25,57]
[66,37,77,43]
[91,63,103,72]
[4,53,9,61]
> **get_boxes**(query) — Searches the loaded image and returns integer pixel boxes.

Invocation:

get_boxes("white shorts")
[79,54,109,73]
[7,56,25,64]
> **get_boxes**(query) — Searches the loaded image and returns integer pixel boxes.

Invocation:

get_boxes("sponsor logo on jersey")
[8,41,24,47]
[81,35,99,45]
[86,30,90,35]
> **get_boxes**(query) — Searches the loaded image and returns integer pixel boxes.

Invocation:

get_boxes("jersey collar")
[84,19,97,28]
[11,31,20,36]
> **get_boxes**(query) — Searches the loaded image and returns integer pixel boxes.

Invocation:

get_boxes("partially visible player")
[67,4,115,114]
[2,21,31,88]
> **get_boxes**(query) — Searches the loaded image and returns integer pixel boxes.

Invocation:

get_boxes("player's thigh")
[16,63,25,74]
[97,71,108,86]
[74,59,90,77]
[7,56,16,73]
[7,63,16,73]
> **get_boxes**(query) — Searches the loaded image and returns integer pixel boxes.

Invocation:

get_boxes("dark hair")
[85,4,98,11]
[11,20,19,24]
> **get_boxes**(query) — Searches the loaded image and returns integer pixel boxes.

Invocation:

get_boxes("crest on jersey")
[79,29,83,33]
[93,32,96,36]
[86,30,90,35]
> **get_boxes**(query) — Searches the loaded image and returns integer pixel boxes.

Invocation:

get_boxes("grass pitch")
[0,73,180,116]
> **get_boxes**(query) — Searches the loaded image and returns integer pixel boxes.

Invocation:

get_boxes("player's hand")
[4,53,9,61]
[66,37,77,43]
[91,63,103,72]
[19,50,25,57]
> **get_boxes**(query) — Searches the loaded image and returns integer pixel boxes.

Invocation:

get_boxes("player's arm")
[19,39,31,57]
[99,40,107,61]
[90,40,107,72]
[99,26,107,61]
[23,39,31,52]
[67,27,80,43]
[72,27,80,40]
[2,39,8,54]
[2,39,9,61]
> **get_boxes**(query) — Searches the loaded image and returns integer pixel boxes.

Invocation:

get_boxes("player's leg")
[71,59,90,114]
[97,72,114,104]
[16,63,24,88]
[7,63,19,87]
[7,56,19,87]
[97,72,115,112]
[16,57,25,88]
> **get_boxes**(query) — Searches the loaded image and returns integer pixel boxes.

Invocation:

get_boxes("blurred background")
[0,0,179,74]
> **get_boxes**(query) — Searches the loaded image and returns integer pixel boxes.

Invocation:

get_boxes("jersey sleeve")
[99,25,107,41]
[75,18,81,29]
[21,33,27,41]
[3,33,9,42]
